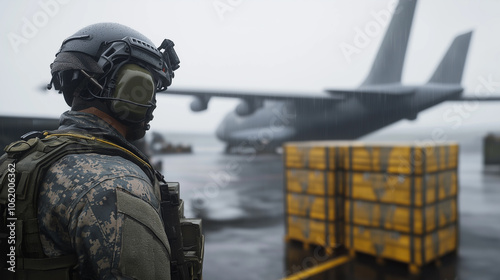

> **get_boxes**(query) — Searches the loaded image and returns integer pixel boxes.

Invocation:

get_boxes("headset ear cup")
[107,64,156,123]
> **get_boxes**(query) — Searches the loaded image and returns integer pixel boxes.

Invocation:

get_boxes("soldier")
[1,23,180,279]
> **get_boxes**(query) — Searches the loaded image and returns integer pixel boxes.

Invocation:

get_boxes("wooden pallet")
[347,248,457,274]
[284,236,341,256]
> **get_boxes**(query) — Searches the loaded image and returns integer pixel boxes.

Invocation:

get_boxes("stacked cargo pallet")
[283,142,347,254]
[343,142,459,274]
[283,141,459,274]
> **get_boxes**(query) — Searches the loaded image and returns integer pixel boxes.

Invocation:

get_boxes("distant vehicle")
[484,133,500,166]
[164,0,500,152]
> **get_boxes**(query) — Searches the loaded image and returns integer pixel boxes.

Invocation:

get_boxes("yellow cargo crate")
[286,193,343,221]
[345,224,457,267]
[284,141,459,174]
[345,199,457,234]
[345,198,458,234]
[343,143,459,175]
[286,169,343,196]
[346,171,458,206]
[284,141,348,170]
[286,215,343,248]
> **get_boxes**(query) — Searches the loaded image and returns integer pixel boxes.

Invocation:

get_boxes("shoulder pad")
[4,138,40,159]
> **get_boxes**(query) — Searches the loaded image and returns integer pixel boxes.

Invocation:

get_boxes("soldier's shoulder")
[47,153,151,182]
[42,153,156,203]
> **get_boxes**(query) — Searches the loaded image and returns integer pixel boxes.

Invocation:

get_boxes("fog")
[1,0,499,134]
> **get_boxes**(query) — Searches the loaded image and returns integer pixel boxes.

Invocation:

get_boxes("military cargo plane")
[164,0,500,152]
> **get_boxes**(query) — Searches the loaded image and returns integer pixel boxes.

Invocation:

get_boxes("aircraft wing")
[161,88,345,116]
[163,88,345,101]
[325,86,416,97]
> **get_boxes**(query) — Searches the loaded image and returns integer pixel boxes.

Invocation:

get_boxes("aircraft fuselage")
[216,84,463,151]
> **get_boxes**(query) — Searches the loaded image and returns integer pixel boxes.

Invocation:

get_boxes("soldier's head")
[48,22,180,141]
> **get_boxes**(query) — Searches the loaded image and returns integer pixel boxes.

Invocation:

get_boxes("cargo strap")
[296,170,308,193]
[302,147,311,168]
[301,218,310,239]
[305,196,315,218]
[432,166,439,264]
[372,174,386,201]
[371,229,384,256]
[432,231,440,260]
[348,147,354,249]
[410,147,416,264]
[323,147,329,246]
[379,204,395,228]
[334,147,341,246]
[442,171,453,197]
[379,147,392,173]
[283,151,289,238]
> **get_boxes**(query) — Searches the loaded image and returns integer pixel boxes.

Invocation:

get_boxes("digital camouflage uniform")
[37,111,171,279]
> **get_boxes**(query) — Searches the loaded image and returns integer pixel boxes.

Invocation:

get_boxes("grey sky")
[1,0,499,134]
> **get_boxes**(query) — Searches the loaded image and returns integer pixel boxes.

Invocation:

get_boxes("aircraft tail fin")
[361,0,417,86]
[428,31,473,84]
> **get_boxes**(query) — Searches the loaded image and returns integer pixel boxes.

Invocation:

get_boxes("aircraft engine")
[235,99,262,116]
[406,113,418,121]
[190,96,210,112]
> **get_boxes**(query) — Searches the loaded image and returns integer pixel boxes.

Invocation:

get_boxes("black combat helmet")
[48,22,180,128]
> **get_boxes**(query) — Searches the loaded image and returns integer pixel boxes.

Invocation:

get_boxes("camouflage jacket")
[37,111,171,279]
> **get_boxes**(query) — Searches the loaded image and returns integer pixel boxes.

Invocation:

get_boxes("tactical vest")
[0,131,159,279]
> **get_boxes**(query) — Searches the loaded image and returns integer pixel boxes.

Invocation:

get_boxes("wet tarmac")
[158,130,500,280]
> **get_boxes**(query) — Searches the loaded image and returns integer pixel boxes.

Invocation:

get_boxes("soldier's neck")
[78,107,128,138]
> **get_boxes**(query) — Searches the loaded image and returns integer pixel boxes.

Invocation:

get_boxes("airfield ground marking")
[281,255,352,280]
